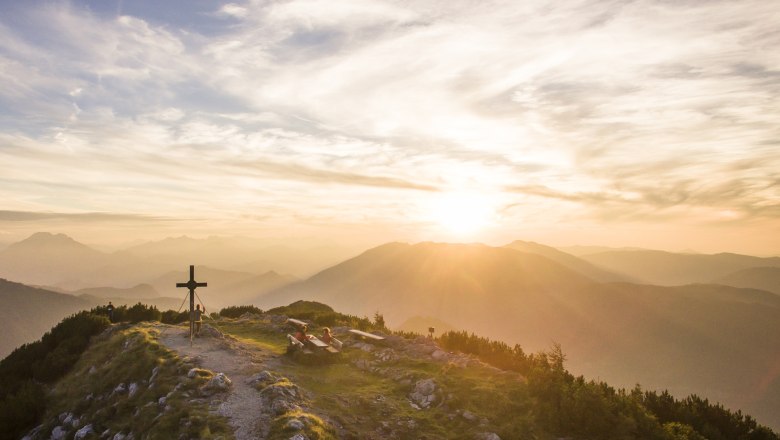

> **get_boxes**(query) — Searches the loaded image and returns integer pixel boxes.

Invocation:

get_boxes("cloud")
[0,210,171,223]
[0,0,778,252]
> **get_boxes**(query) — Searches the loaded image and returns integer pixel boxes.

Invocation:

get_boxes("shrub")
[219,305,263,318]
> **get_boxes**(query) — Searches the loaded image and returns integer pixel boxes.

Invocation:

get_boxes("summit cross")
[176,265,207,345]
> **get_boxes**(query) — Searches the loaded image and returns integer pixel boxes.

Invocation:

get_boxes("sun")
[425,191,496,235]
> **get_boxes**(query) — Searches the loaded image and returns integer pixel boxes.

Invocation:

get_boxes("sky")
[0,0,778,254]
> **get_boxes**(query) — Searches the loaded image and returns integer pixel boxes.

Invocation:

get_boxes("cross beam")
[176,265,207,345]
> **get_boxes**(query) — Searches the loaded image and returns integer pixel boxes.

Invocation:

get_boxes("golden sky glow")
[0,0,778,254]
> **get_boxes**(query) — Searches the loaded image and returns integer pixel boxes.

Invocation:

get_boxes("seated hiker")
[193,304,205,336]
[294,324,309,343]
[321,327,343,350]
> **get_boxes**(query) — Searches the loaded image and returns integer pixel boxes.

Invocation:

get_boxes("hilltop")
[2,302,777,440]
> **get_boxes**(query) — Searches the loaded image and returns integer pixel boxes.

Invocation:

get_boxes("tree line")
[438,330,778,440]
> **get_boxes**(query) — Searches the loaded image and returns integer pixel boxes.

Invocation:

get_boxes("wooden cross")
[176,265,207,345]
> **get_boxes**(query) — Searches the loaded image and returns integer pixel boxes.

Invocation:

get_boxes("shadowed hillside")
[713,267,780,294]
[0,279,91,358]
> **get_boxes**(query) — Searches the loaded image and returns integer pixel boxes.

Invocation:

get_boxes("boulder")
[247,371,276,387]
[74,424,94,440]
[409,378,437,408]
[285,418,305,431]
[50,426,67,440]
[202,373,232,395]
[128,382,139,397]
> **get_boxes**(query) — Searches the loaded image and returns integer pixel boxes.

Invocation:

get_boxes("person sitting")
[321,327,343,350]
[294,324,308,343]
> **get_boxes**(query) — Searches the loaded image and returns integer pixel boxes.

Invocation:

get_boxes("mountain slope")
[7,308,778,440]
[504,240,629,282]
[150,266,296,309]
[580,249,780,285]
[713,267,780,294]
[253,242,780,430]
[0,278,91,358]
[0,233,107,288]
[72,283,161,299]
[256,242,596,340]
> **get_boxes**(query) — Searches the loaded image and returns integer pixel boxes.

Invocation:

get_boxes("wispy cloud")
[0,0,778,252]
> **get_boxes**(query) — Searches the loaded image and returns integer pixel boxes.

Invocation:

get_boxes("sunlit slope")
[254,242,780,430]
[0,279,91,358]
[255,242,597,348]
[580,249,780,285]
[504,240,629,282]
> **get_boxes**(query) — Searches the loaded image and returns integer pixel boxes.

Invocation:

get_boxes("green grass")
[213,316,535,440]
[41,324,233,440]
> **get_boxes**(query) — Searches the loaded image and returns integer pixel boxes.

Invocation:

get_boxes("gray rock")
[187,368,199,379]
[247,371,276,387]
[149,366,160,382]
[202,372,232,395]
[50,426,67,440]
[289,434,308,440]
[431,350,448,360]
[128,382,139,398]
[88,365,97,375]
[285,418,305,431]
[462,410,478,421]
[112,432,127,440]
[74,424,93,440]
[100,428,111,439]
[70,417,81,428]
[113,383,127,394]
[409,378,437,408]
[271,399,299,416]
[158,396,167,406]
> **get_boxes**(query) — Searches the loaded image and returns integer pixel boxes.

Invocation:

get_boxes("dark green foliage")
[91,302,161,323]
[267,300,334,315]
[161,309,189,324]
[267,301,376,330]
[641,392,778,440]
[219,305,263,318]
[438,330,779,440]
[125,302,161,322]
[373,311,386,329]
[0,311,110,440]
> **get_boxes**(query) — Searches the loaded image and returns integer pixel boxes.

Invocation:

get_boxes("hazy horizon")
[2,0,779,255]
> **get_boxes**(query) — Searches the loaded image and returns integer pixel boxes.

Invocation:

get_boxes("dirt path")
[156,324,278,440]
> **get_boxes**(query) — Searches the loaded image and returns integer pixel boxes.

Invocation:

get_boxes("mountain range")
[253,241,780,429]
[2,232,780,429]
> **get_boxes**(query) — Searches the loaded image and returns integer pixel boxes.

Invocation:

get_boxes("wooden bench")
[349,329,385,341]
[287,318,308,327]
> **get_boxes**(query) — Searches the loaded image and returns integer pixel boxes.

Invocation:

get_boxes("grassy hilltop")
[1,301,777,440]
